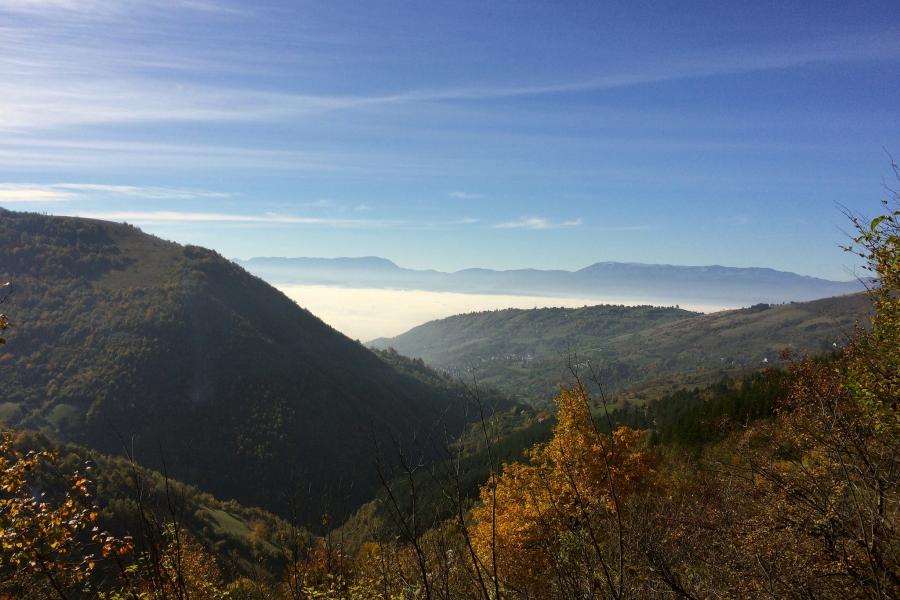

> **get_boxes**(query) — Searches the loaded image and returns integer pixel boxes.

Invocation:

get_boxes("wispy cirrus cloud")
[0,184,73,202]
[0,137,446,174]
[0,0,241,17]
[54,210,397,227]
[447,217,480,225]
[45,210,481,230]
[1,9,898,135]
[493,217,583,230]
[54,183,230,199]
[399,29,900,103]
[0,182,230,202]
[0,0,124,15]
[301,199,336,209]
[448,191,484,199]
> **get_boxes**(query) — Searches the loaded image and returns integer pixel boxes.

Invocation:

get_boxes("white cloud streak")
[0,182,230,202]
[0,0,240,17]
[0,184,72,202]
[1,16,897,133]
[493,217,583,230]
[401,30,900,103]
[39,209,481,230]
[52,210,399,227]
[0,137,443,174]
[302,199,336,209]
[446,217,480,225]
[53,183,230,199]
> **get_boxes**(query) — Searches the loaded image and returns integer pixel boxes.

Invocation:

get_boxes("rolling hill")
[237,256,865,306]
[8,429,307,581]
[369,294,872,404]
[0,209,491,526]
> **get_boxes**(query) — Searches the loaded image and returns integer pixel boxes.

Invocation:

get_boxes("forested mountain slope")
[370,295,872,404]
[0,209,482,525]
[336,368,789,547]
[6,429,306,581]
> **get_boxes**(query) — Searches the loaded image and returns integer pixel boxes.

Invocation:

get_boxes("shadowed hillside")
[5,429,307,582]
[0,209,490,526]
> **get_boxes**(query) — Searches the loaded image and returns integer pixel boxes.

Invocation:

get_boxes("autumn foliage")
[459,194,899,599]
[1,196,898,598]
[470,387,653,594]
[0,432,131,599]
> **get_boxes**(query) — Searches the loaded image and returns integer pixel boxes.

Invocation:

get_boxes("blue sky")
[1,1,898,280]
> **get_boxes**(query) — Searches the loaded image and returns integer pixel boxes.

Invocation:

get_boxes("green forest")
[0,211,484,526]
[370,294,870,405]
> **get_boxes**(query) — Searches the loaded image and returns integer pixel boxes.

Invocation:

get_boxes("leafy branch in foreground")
[0,431,132,599]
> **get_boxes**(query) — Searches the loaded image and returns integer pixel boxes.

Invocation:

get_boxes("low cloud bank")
[277,285,732,341]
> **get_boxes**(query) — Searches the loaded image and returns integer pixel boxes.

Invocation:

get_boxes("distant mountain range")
[236,256,865,306]
[0,207,870,525]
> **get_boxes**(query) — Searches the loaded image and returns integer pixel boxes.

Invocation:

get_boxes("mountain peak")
[0,210,476,526]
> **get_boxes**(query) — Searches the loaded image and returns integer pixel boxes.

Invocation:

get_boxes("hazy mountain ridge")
[369,294,872,404]
[237,255,865,305]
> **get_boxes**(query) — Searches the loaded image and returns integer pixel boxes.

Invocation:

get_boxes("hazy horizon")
[241,253,863,283]
[278,284,733,341]
[1,1,897,280]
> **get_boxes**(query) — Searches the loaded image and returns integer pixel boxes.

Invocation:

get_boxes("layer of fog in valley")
[277,284,734,341]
